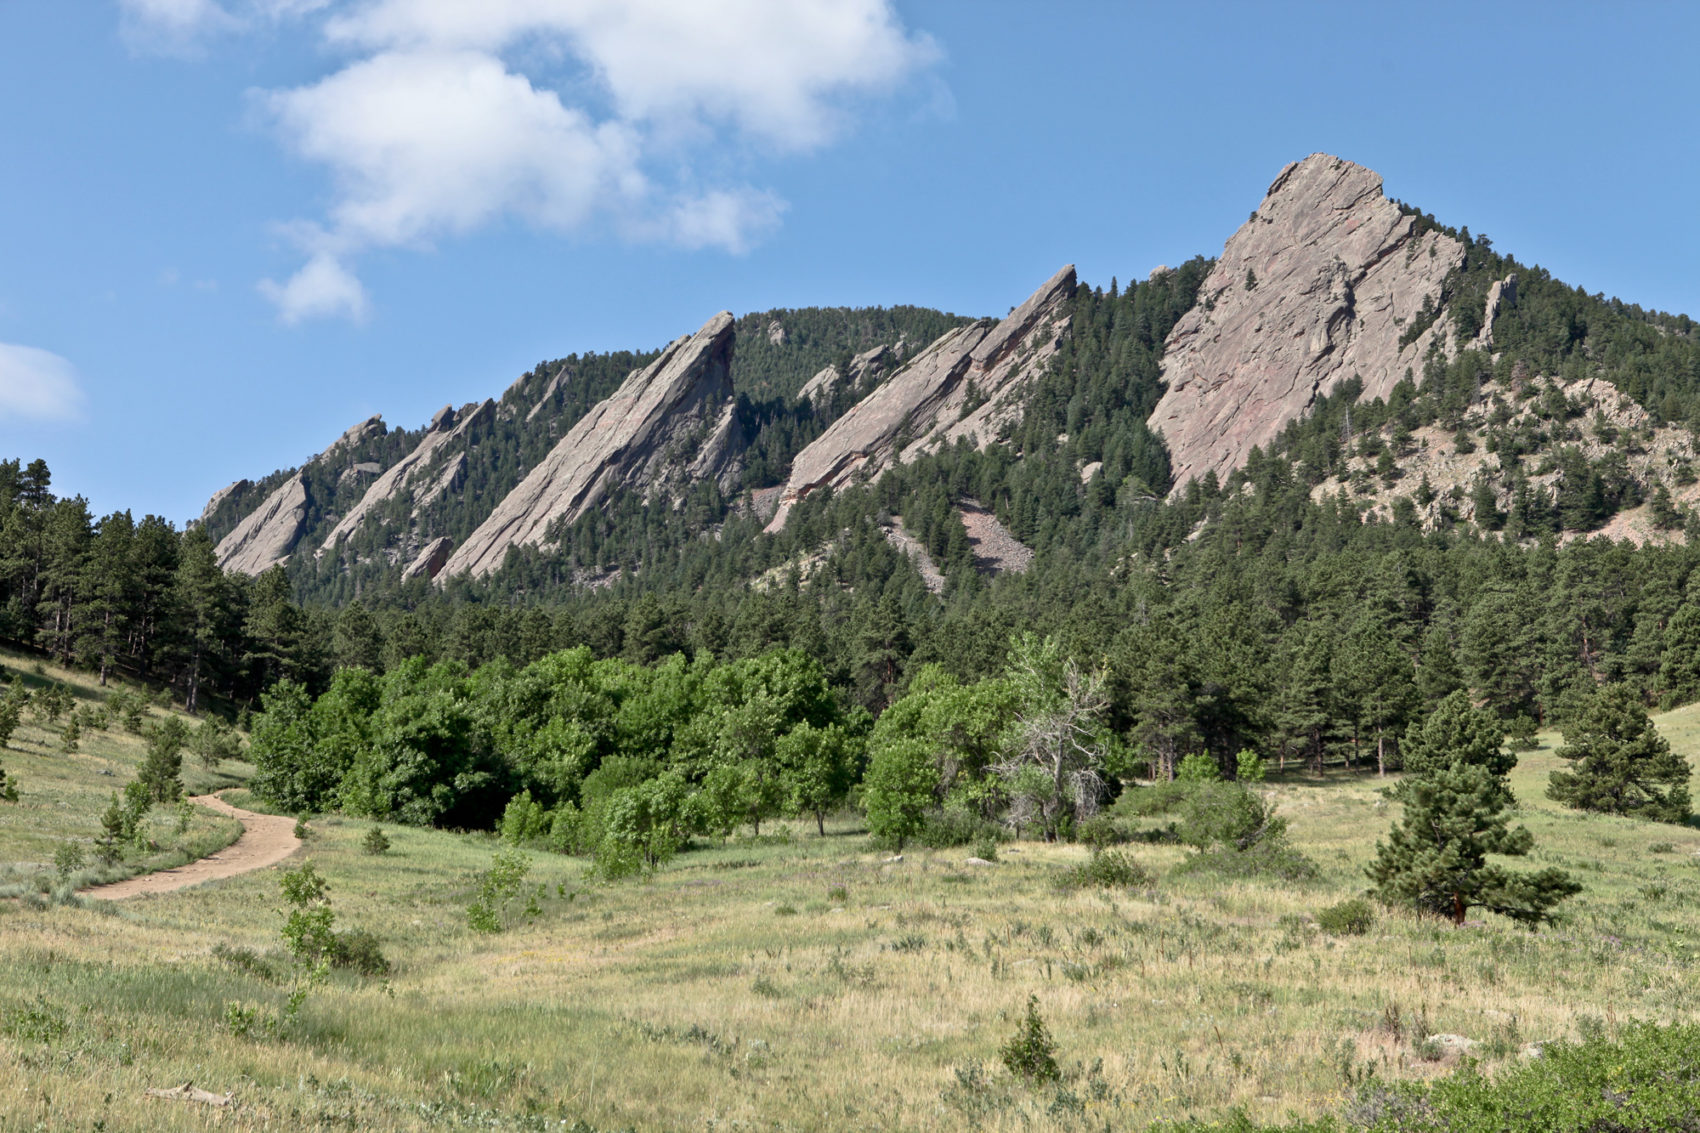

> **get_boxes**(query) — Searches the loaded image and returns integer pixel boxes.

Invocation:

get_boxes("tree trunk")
[1452,892,1466,926]
[1376,729,1386,778]
[815,810,826,837]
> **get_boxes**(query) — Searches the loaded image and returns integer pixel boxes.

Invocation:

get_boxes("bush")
[330,929,391,977]
[1000,996,1060,1083]
[53,842,86,880]
[467,848,540,933]
[1177,781,1286,851]
[1055,848,1152,892]
[1173,842,1319,883]
[361,826,391,855]
[1317,897,1376,936]
[914,804,1005,850]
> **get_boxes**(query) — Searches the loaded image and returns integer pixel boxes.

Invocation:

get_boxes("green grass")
[1,688,1698,1130]
[0,649,248,897]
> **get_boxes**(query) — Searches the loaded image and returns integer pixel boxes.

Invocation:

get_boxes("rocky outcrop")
[797,345,892,407]
[1474,274,1518,350]
[442,311,741,579]
[401,536,454,582]
[215,473,309,575]
[197,479,250,527]
[766,265,1075,530]
[323,414,384,461]
[1149,154,1466,491]
[318,400,493,556]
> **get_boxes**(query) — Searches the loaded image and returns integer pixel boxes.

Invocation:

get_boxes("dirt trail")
[83,794,300,900]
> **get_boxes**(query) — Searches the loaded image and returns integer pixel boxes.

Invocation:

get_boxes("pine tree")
[1549,684,1692,823]
[137,717,189,803]
[1370,710,1578,926]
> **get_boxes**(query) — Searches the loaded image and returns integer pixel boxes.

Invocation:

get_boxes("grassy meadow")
[2,663,1700,1130]
[0,651,249,899]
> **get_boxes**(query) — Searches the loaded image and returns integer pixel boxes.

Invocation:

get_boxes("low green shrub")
[361,826,391,855]
[1055,849,1152,892]
[1000,995,1060,1083]
[1316,897,1376,936]
[1172,842,1319,883]
[330,929,391,977]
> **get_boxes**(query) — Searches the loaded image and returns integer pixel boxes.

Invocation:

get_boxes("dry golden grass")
[1,690,1698,1130]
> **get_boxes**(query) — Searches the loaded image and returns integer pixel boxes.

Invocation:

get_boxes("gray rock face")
[196,479,250,527]
[797,345,892,407]
[318,400,494,556]
[215,474,309,576]
[401,536,454,582]
[767,265,1075,530]
[1474,274,1518,350]
[1149,154,1465,491]
[442,311,741,579]
[323,414,384,461]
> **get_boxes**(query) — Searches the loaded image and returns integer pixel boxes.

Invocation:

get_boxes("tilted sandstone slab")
[318,400,494,555]
[797,345,893,407]
[401,536,455,582]
[197,479,250,527]
[1149,154,1465,491]
[442,312,741,579]
[766,265,1075,530]
[215,473,309,575]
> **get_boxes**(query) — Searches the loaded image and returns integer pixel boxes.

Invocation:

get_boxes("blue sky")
[3,0,1698,522]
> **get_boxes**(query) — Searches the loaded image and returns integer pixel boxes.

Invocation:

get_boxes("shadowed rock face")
[1150,154,1465,491]
[317,399,494,557]
[401,535,455,582]
[765,265,1075,530]
[215,474,308,575]
[442,311,741,579]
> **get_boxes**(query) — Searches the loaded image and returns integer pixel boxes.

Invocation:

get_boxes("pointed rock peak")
[765,266,1075,531]
[440,309,742,580]
[316,414,385,465]
[429,405,456,432]
[1149,155,1465,491]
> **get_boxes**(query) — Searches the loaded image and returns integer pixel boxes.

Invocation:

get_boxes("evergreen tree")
[1549,684,1692,823]
[137,717,189,803]
[331,601,384,672]
[1370,698,1579,926]
[1397,689,1514,804]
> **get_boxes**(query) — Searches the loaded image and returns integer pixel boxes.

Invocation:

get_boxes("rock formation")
[318,400,493,556]
[766,265,1075,530]
[401,536,455,582]
[797,345,892,407]
[1473,274,1518,350]
[196,479,250,527]
[442,311,741,579]
[215,473,309,575]
[1149,154,1465,491]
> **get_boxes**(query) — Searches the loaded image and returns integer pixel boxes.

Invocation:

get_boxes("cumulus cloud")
[0,344,88,424]
[232,0,939,323]
[258,251,372,324]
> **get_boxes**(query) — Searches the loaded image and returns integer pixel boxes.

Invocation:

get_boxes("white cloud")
[0,343,88,424]
[118,0,240,53]
[234,0,938,322]
[258,252,372,324]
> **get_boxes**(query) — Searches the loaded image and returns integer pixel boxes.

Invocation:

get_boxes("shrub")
[971,834,999,862]
[914,804,1005,849]
[1000,996,1060,1083]
[1174,842,1319,883]
[137,717,189,803]
[1055,848,1152,892]
[53,842,86,880]
[361,826,391,855]
[1317,897,1376,936]
[330,929,391,977]
[467,848,539,933]
[1177,781,1286,851]
[189,717,243,768]
[500,790,550,846]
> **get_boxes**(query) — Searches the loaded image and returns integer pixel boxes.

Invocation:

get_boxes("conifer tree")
[1549,683,1692,823]
[1370,698,1578,926]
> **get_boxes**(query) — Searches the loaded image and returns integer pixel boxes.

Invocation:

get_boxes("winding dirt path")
[83,794,300,900]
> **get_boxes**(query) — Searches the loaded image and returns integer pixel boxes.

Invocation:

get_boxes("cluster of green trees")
[0,459,324,712]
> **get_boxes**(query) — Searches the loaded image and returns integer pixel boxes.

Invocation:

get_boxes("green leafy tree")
[993,632,1111,840]
[0,682,24,750]
[862,737,939,851]
[775,721,861,834]
[1549,683,1692,823]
